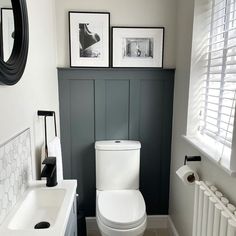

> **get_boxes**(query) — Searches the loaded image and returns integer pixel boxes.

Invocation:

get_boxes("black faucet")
[41,157,57,187]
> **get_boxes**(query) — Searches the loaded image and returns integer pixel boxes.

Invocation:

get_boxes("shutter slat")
[202,78,236,82]
[207,44,236,54]
[203,86,236,92]
[204,52,236,60]
[202,130,232,147]
[201,100,235,109]
[201,114,234,125]
[202,94,236,101]
[205,120,234,132]
[208,23,236,39]
[202,107,235,116]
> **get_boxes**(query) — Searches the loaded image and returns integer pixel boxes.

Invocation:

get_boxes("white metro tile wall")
[0,129,32,225]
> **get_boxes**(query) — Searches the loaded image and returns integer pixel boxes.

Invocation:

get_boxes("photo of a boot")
[79,23,100,50]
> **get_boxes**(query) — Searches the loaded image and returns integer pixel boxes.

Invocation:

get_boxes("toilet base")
[96,214,147,236]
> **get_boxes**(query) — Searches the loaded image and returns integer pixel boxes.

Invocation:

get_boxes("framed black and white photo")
[112,27,164,68]
[1,8,14,61]
[69,12,110,68]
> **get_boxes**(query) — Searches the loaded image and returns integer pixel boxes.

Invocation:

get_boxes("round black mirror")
[0,0,28,85]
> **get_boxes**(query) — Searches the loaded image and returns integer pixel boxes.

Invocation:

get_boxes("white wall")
[0,0,11,8]
[169,1,236,236]
[55,0,177,68]
[0,0,59,179]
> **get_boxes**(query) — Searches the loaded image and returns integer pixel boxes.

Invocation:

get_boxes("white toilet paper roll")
[176,165,199,185]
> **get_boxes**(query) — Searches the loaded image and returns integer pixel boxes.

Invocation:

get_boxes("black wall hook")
[184,155,201,165]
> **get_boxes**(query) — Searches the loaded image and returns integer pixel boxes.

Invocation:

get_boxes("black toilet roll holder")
[184,155,201,165]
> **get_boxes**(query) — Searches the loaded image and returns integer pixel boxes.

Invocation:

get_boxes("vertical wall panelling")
[95,80,130,140]
[139,80,163,214]
[95,80,106,141]
[58,68,175,216]
[160,79,174,213]
[129,80,141,140]
[59,78,72,179]
[70,80,95,216]
[106,80,130,140]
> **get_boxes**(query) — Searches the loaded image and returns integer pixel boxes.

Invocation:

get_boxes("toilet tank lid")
[95,140,141,151]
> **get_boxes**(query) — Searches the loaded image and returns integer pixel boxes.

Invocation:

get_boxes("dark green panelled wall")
[58,68,175,216]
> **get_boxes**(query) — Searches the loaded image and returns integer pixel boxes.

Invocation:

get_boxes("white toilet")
[95,140,147,236]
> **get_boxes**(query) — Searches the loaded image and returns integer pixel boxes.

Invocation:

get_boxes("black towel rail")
[37,110,57,157]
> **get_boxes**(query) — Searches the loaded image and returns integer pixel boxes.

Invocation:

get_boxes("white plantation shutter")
[198,0,236,161]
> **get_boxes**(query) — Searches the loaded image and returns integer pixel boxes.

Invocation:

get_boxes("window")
[186,0,236,173]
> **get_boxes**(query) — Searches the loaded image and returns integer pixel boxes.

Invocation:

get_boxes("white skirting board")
[168,216,180,236]
[86,215,179,236]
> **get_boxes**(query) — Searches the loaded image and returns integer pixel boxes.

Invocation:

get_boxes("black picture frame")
[112,26,164,68]
[0,0,29,86]
[69,11,110,68]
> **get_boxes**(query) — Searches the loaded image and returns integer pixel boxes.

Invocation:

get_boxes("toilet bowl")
[96,190,146,236]
[95,140,147,236]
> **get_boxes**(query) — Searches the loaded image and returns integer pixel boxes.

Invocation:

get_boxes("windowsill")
[182,135,236,177]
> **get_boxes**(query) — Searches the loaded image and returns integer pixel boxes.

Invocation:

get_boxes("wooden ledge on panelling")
[57,67,176,71]
[57,67,176,81]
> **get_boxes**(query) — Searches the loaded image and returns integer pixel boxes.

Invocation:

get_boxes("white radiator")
[192,181,236,236]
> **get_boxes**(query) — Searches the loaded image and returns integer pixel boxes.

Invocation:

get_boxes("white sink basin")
[0,180,77,236]
[8,188,66,230]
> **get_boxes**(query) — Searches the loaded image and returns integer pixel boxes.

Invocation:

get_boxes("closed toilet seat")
[97,190,146,230]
